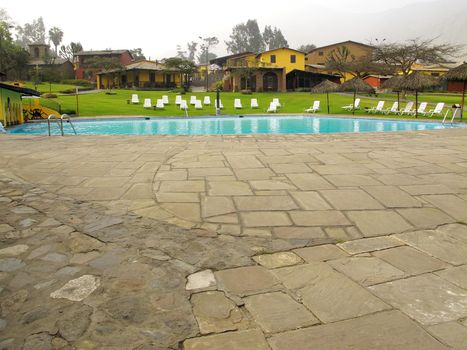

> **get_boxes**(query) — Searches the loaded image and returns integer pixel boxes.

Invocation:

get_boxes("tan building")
[306,40,375,65]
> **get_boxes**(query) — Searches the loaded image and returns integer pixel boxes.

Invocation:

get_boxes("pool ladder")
[47,114,77,136]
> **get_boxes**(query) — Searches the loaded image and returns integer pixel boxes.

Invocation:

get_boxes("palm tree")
[48,27,63,57]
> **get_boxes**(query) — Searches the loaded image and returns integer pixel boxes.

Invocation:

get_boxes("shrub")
[295,88,311,92]
[42,93,58,98]
[59,86,94,94]
[240,89,252,95]
[170,88,186,95]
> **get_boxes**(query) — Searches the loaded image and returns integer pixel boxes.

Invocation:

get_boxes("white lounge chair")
[180,100,188,110]
[175,95,182,105]
[267,102,278,113]
[399,101,414,115]
[342,98,360,111]
[162,95,169,105]
[203,96,211,105]
[412,102,427,116]
[366,101,384,113]
[190,96,197,105]
[155,99,164,110]
[215,99,224,109]
[384,102,399,114]
[143,98,152,109]
[194,100,203,109]
[305,100,320,113]
[272,98,281,108]
[131,94,139,104]
[424,102,444,117]
[251,98,259,109]
[234,98,242,109]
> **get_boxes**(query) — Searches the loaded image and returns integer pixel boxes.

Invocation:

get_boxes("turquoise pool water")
[8,116,461,135]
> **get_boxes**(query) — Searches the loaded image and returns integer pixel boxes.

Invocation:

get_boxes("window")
[270,55,276,63]
[34,47,40,58]
[290,55,296,63]
[318,51,324,56]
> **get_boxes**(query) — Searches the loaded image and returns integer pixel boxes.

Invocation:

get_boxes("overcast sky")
[1,0,458,60]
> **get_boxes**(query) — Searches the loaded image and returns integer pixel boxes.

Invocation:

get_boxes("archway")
[263,72,278,92]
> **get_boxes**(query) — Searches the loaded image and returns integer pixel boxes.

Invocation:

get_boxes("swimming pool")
[8,116,461,136]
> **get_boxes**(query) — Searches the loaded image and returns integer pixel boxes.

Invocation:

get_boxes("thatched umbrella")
[338,77,375,115]
[444,62,467,120]
[381,75,404,111]
[310,80,340,114]
[397,71,439,118]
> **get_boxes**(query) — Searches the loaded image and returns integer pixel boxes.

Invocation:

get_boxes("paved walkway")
[0,128,467,349]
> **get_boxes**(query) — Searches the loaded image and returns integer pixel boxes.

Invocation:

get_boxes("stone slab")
[234,196,298,211]
[241,211,292,227]
[428,322,467,350]
[290,211,350,226]
[328,256,406,286]
[369,274,467,325]
[245,292,319,333]
[184,329,270,350]
[186,269,217,291]
[286,173,334,190]
[347,211,412,237]
[294,244,348,262]
[268,310,448,350]
[253,252,303,269]
[50,275,100,302]
[320,189,384,210]
[215,266,281,297]
[435,265,467,289]
[272,263,389,322]
[289,191,331,210]
[374,246,448,275]
[397,208,455,228]
[338,236,403,254]
[208,181,253,196]
[363,185,422,208]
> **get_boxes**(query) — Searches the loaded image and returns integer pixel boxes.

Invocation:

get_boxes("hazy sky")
[0,0,450,59]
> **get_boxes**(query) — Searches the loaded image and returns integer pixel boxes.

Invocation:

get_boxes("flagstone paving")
[0,127,467,349]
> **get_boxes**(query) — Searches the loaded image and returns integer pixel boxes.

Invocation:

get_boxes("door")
[263,72,278,92]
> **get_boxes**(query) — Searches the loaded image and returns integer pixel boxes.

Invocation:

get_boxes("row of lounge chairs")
[364,100,445,117]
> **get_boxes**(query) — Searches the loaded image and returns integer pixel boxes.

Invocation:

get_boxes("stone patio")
[0,127,467,349]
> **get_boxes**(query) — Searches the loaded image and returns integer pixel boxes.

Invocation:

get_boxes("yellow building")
[212,48,338,92]
[411,63,457,77]
[96,60,183,89]
[0,82,40,127]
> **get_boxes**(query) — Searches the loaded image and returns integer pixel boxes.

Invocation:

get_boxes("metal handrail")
[47,114,61,136]
[60,114,77,135]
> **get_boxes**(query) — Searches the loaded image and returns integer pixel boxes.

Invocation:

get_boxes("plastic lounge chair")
[342,98,360,111]
[203,96,211,105]
[267,102,277,113]
[251,98,259,109]
[399,101,414,115]
[383,102,399,115]
[180,100,188,110]
[272,98,281,108]
[234,99,242,109]
[162,95,169,105]
[194,100,203,109]
[412,102,427,116]
[175,95,182,105]
[143,98,152,109]
[215,99,224,109]
[366,101,384,113]
[155,99,164,110]
[131,94,139,104]
[190,96,197,105]
[424,102,444,117]
[305,100,320,113]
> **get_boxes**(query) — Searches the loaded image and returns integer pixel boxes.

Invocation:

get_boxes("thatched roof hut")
[338,77,375,94]
[311,80,340,114]
[380,75,404,91]
[444,63,467,120]
[310,80,340,93]
[397,72,439,118]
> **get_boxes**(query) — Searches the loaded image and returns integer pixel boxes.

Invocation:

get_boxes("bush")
[295,88,311,92]
[42,93,58,98]
[61,79,93,86]
[59,86,94,94]
[170,88,186,95]
[240,89,252,95]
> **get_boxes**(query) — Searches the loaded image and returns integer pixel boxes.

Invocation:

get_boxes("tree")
[176,45,187,59]
[263,25,288,50]
[226,19,265,54]
[16,16,46,47]
[187,41,197,62]
[48,26,63,56]
[197,51,217,65]
[325,46,383,79]
[198,36,219,64]
[297,44,316,53]
[373,38,460,78]
[0,21,29,79]
[163,57,197,91]
[59,42,82,62]
[130,48,145,60]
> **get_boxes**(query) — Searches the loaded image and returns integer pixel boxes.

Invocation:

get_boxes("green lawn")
[43,89,463,119]
[22,82,88,94]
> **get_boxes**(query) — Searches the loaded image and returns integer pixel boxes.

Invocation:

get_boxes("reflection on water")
[9,116,459,136]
